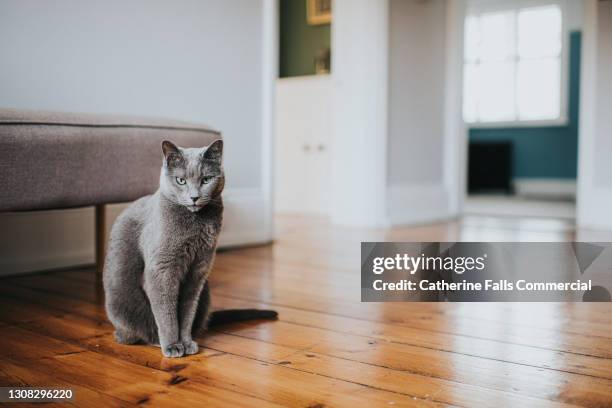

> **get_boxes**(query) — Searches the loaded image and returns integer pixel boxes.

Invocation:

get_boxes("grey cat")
[103,139,276,358]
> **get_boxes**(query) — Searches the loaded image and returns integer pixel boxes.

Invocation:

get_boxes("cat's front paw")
[162,342,185,358]
[183,340,199,355]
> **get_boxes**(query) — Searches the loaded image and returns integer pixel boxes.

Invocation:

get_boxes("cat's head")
[159,139,224,212]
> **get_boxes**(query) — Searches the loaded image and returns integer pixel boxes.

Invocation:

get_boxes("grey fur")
[103,139,224,358]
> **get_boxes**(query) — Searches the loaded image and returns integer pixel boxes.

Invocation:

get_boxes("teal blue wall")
[469,31,581,180]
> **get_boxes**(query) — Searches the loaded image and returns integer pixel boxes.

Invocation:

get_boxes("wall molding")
[218,188,272,247]
[260,0,277,239]
[514,178,577,200]
[0,246,93,276]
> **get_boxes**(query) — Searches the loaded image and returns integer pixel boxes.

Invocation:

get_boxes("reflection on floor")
[0,214,611,407]
[465,194,575,219]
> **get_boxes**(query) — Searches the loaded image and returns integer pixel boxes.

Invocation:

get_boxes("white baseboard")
[0,188,271,276]
[218,188,272,247]
[0,248,94,276]
[0,207,97,276]
[386,183,454,226]
[514,178,576,200]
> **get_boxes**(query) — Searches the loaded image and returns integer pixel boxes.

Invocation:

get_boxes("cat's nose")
[190,196,199,203]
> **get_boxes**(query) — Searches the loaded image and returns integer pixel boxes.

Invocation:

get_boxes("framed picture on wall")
[306,0,331,25]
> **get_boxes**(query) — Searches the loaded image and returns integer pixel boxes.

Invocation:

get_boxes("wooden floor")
[1,215,612,407]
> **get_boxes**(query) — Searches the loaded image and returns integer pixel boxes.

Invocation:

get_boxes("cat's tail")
[207,309,278,327]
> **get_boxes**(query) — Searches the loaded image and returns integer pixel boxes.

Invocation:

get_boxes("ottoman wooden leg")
[95,204,107,281]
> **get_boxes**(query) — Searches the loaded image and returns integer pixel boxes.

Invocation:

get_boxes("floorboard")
[1,215,611,407]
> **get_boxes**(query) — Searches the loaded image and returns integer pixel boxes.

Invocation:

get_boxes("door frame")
[451,0,591,223]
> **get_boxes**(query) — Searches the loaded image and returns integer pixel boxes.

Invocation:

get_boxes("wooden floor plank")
[8,318,446,408]
[4,262,612,404]
[7,271,611,378]
[203,332,576,408]
[211,257,612,336]
[0,357,133,408]
[4,282,608,408]
[22,265,612,340]
[0,290,447,407]
[217,250,612,324]
[1,215,612,407]
[206,320,612,407]
[209,281,612,359]
[0,325,292,408]
[18,268,612,358]
[210,295,612,380]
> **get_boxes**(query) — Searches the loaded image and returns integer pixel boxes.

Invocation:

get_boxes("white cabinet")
[275,76,331,215]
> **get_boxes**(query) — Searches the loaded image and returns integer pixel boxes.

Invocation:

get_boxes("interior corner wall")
[387,0,447,186]
[384,0,451,226]
[0,0,272,275]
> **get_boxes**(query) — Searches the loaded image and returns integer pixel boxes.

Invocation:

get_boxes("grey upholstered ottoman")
[0,108,221,274]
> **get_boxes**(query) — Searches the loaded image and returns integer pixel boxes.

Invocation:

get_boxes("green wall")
[279,0,331,77]
[469,32,581,180]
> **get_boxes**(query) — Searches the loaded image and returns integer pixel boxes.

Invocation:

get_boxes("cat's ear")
[161,140,182,167]
[202,139,223,164]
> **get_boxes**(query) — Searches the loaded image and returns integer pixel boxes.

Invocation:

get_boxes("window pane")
[478,62,515,122]
[464,16,480,62]
[480,12,514,61]
[517,58,561,120]
[463,63,478,122]
[518,6,562,58]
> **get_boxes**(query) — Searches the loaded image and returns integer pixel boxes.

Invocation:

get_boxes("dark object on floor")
[468,141,513,194]
[208,309,278,327]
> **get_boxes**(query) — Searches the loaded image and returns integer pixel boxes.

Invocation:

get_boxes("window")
[463,4,564,125]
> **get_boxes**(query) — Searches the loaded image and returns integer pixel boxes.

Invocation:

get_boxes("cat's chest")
[142,204,222,268]
[160,214,220,257]
[167,221,217,251]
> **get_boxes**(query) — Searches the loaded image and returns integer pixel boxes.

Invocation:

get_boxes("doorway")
[461,1,580,221]
[274,0,332,217]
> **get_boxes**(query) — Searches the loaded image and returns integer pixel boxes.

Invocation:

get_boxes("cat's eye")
[201,177,213,185]
[175,177,186,185]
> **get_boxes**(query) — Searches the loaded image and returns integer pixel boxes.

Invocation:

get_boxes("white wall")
[576,0,612,230]
[594,0,612,188]
[0,0,275,275]
[330,0,389,226]
[385,0,459,226]
[387,0,447,186]
[328,0,457,227]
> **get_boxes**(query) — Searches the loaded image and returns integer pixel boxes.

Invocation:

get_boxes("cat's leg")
[192,281,212,336]
[104,223,154,345]
[178,272,207,355]
[114,328,142,345]
[104,238,157,344]
[144,265,184,358]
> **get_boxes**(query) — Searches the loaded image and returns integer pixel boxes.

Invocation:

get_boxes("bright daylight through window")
[463,4,563,124]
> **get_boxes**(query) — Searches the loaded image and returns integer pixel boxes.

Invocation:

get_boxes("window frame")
[463,0,570,128]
